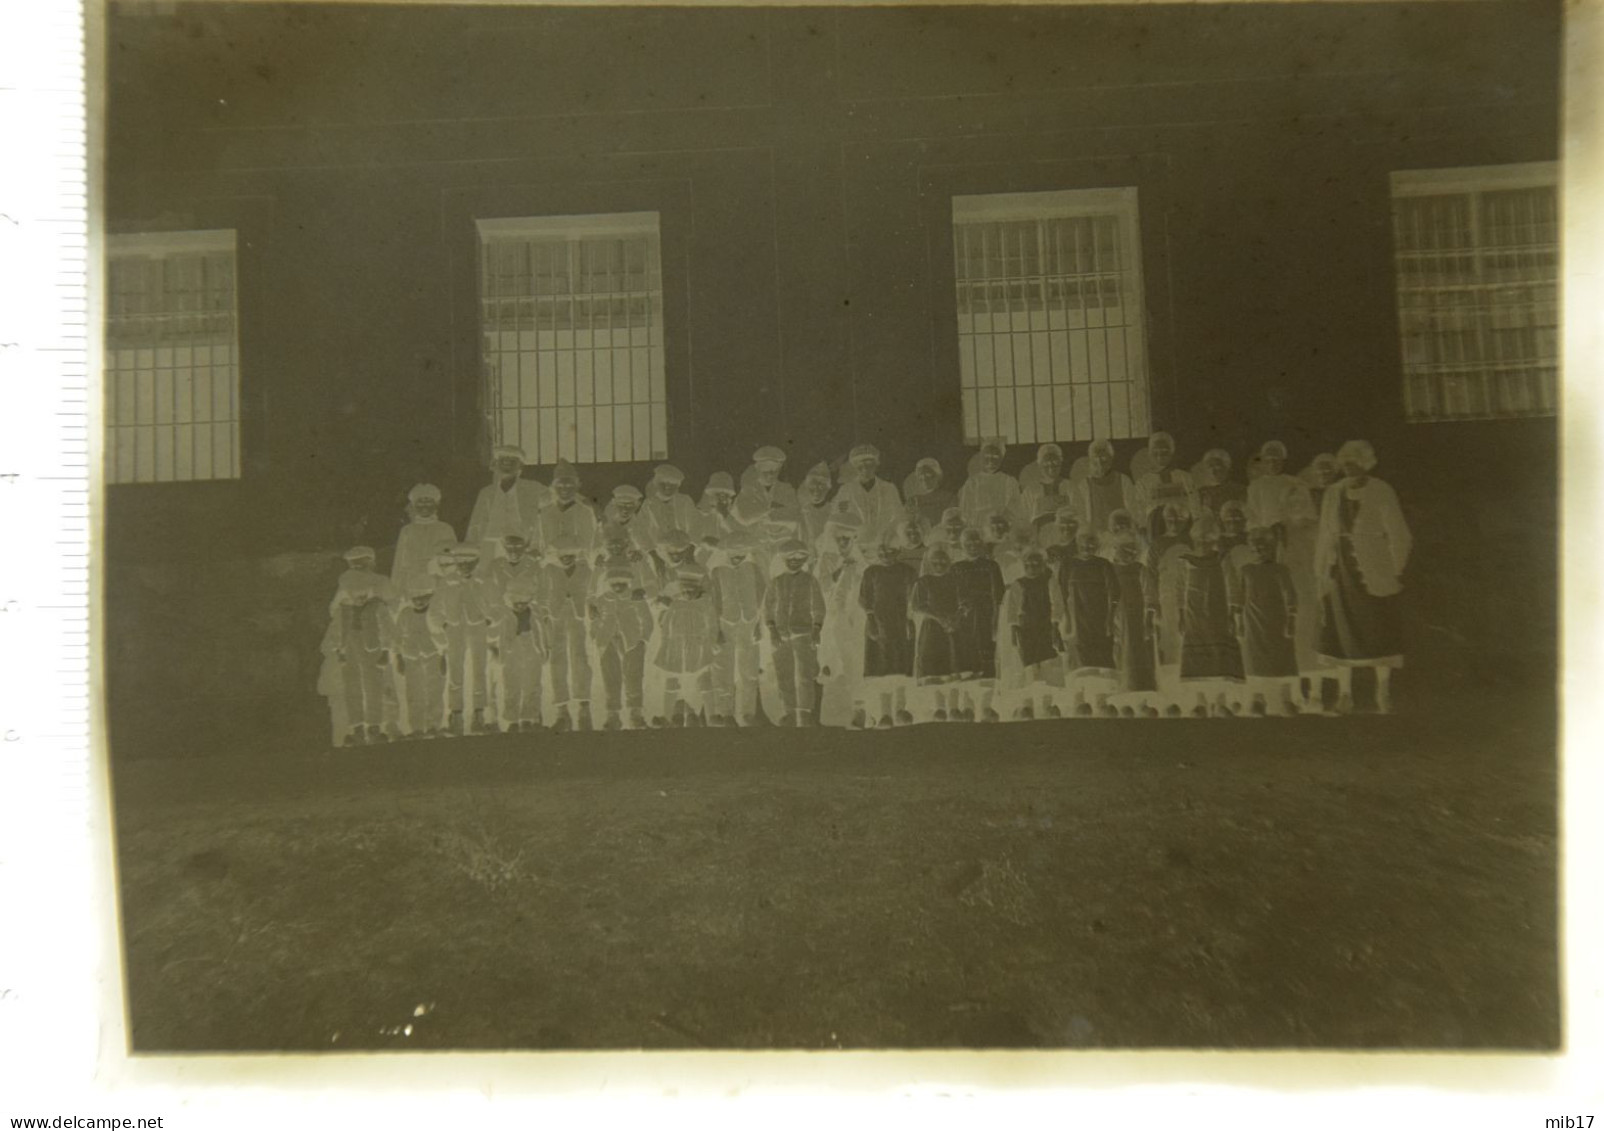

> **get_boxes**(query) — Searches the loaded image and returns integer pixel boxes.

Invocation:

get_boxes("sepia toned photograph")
[101,0,1561,1052]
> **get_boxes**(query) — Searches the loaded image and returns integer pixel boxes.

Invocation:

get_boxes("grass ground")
[109,677,1559,1052]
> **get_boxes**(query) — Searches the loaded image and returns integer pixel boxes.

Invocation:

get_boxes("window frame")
[474,210,671,467]
[949,185,1152,446]
[104,227,244,485]
[1387,161,1559,425]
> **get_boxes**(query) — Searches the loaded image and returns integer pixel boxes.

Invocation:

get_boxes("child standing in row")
[763,538,827,727]
[1231,526,1301,716]
[951,527,1005,722]
[653,565,719,727]
[709,531,766,727]
[1178,515,1245,716]
[911,543,961,721]
[859,535,917,727]
[393,581,446,738]
[1001,546,1064,720]
[590,565,655,730]
[494,581,549,733]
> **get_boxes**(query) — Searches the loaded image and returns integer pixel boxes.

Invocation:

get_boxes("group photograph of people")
[321,431,1413,746]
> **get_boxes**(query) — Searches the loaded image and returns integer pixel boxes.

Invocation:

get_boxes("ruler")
[0,0,97,1096]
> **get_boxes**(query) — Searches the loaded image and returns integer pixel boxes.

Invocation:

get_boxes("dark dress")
[1235,560,1299,678]
[909,572,960,682]
[1179,551,1244,681]
[1011,573,1058,668]
[1111,560,1159,693]
[950,557,1006,679]
[1060,555,1118,676]
[859,561,916,678]
[1318,491,1405,663]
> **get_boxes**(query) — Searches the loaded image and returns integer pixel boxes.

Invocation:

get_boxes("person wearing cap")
[536,460,599,552]
[326,547,394,745]
[638,464,700,566]
[695,471,742,550]
[708,529,767,726]
[652,564,721,727]
[905,457,955,536]
[588,564,655,731]
[595,484,652,557]
[1195,448,1247,520]
[1132,432,1200,543]
[734,445,800,537]
[392,581,447,739]
[957,437,1021,531]
[1016,443,1074,534]
[542,534,595,733]
[835,444,903,548]
[1245,440,1315,540]
[481,532,544,610]
[392,483,459,597]
[761,537,827,726]
[1069,439,1139,539]
[816,516,870,728]
[467,445,550,561]
[592,520,658,602]
[434,544,495,736]
[490,580,549,734]
[797,462,838,549]
[1314,440,1411,715]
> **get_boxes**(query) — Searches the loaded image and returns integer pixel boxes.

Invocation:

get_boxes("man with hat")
[596,483,651,556]
[761,537,827,726]
[958,437,1021,530]
[835,443,903,547]
[639,464,701,571]
[734,444,800,534]
[467,445,550,562]
[796,461,837,549]
[695,471,742,548]
[537,460,599,551]
[392,483,458,598]
[905,457,955,536]
[1017,443,1075,534]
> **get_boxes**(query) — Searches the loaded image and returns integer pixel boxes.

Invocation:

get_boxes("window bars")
[1390,164,1559,423]
[477,213,668,465]
[105,230,241,483]
[952,188,1151,446]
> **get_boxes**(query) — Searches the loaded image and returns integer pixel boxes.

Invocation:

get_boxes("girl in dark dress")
[950,527,1007,722]
[1001,546,1065,719]
[1057,530,1119,716]
[859,536,918,727]
[910,542,961,721]
[1146,501,1192,709]
[1178,513,1245,716]
[1231,527,1300,716]
[1109,533,1160,713]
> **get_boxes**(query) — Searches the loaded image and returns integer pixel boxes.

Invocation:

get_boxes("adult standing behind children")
[835,444,903,548]
[537,461,599,551]
[392,483,457,597]
[958,438,1021,530]
[466,445,550,560]
[1314,440,1412,714]
[1132,431,1199,543]
[1069,439,1138,537]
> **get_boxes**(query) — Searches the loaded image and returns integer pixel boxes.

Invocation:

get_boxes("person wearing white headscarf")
[957,437,1021,530]
[1314,440,1412,713]
[466,444,550,560]
[1015,443,1075,534]
[1068,439,1138,536]
[1245,440,1316,538]
[1132,431,1200,542]
[835,444,903,547]
[392,483,458,598]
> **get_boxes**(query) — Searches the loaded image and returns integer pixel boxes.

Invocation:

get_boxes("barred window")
[105,230,241,483]
[478,212,668,465]
[1390,163,1559,422]
[953,188,1151,446]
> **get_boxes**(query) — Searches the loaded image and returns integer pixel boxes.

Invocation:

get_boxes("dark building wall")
[102,3,1560,755]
